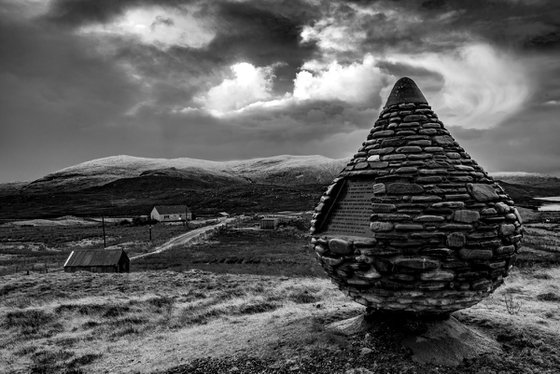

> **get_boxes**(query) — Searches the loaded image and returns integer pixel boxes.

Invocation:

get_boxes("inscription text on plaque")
[322,179,373,237]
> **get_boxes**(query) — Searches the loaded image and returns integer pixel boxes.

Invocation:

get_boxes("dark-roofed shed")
[64,249,130,273]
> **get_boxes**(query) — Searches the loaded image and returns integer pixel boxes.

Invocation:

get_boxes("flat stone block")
[372,130,395,137]
[393,257,440,270]
[432,201,465,209]
[382,154,407,161]
[434,135,455,145]
[369,161,389,169]
[494,245,515,255]
[459,249,493,260]
[411,195,442,202]
[370,221,394,232]
[447,233,466,248]
[467,183,499,202]
[500,224,516,236]
[396,146,423,153]
[416,176,443,183]
[329,238,353,255]
[386,183,424,194]
[394,223,424,231]
[421,270,455,281]
[371,203,397,212]
[372,183,386,194]
[403,114,428,121]
[454,210,480,223]
[414,215,445,222]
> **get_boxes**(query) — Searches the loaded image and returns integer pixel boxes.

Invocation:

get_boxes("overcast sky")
[1,0,560,183]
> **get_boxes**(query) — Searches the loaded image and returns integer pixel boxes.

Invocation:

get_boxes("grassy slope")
[0,267,559,374]
[2,175,559,221]
[0,181,324,220]
[1,211,560,372]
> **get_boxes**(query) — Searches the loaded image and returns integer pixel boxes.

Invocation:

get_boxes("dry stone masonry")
[310,77,523,314]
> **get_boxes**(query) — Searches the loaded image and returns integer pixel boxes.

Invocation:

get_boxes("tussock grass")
[536,292,560,302]
[1,266,560,373]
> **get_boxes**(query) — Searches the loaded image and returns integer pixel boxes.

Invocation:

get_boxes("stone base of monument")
[327,312,501,366]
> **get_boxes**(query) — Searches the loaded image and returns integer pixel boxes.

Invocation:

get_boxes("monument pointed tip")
[384,77,428,108]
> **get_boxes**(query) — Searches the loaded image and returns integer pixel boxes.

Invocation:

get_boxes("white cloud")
[301,18,366,52]
[79,6,215,49]
[386,44,531,129]
[198,62,275,114]
[293,55,387,105]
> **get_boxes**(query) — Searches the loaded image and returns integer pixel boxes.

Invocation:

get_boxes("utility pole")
[102,215,107,248]
[149,224,152,241]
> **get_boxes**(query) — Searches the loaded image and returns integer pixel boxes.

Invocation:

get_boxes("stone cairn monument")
[310,77,523,315]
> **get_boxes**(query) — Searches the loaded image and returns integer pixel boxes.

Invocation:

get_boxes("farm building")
[260,217,279,230]
[150,205,192,222]
[64,249,130,273]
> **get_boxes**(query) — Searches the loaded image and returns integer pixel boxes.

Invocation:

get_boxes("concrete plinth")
[328,313,501,366]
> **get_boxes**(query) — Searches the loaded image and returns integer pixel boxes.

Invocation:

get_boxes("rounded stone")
[328,238,353,255]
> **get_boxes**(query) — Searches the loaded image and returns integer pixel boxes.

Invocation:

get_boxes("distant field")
[2,208,560,277]
[132,225,324,277]
[0,223,191,276]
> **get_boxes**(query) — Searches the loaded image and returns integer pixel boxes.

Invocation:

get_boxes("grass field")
[0,266,559,374]
[1,210,560,372]
[132,224,324,277]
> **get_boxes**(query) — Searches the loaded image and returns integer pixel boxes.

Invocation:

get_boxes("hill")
[1,154,560,219]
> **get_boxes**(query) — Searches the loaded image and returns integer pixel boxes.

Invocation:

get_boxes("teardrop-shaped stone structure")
[310,77,523,314]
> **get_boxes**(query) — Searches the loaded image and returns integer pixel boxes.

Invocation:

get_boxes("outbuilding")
[64,249,130,273]
[260,217,279,230]
[150,205,192,222]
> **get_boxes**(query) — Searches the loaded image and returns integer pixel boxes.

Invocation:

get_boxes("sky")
[1,0,560,183]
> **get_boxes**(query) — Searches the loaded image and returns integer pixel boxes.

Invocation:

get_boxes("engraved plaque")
[321,179,374,237]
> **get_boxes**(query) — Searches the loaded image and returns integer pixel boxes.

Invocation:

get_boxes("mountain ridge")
[1,154,560,219]
[7,154,560,193]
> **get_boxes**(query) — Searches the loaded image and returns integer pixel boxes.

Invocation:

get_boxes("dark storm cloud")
[320,0,560,57]
[0,12,143,182]
[45,0,189,27]
[2,0,560,183]
[124,99,376,160]
[206,1,319,93]
[375,61,445,92]
[404,0,560,50]
[47,0,319,95]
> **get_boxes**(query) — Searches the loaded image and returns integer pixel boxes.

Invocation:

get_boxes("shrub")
[234,301,278,315]
[536,292,560,302]
[2,309,55,335]
[504,292,522,315]
[289,290,320,304]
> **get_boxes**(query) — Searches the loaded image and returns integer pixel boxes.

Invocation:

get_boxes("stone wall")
[310,98,523,314]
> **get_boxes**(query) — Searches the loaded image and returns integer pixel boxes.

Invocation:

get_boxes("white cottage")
[150,205,192,222]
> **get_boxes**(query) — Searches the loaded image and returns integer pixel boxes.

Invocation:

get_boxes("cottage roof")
[64,249,127,267]
[153,205,190,214]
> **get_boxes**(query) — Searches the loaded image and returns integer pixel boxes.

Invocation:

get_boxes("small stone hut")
[64,249,130,273]
[310,77,523,314]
